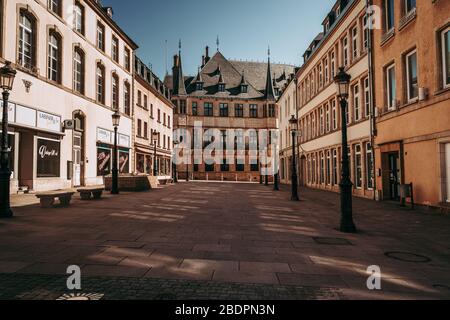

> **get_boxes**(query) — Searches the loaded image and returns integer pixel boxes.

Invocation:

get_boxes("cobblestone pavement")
[1,182,450,300]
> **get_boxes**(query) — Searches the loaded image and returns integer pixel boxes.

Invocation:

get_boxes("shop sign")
[37,111,61,132]
[37,138,61,178]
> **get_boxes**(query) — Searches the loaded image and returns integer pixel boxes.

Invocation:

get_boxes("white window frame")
[354,83,361,121]
[442,27,450,89]
[352,26,358,59]
[74,3,83,34]
[343,37,349,67]
[406,50,418,102]
[332,99,337,130]
[364,77,370,117]
[354,144,362,189]
[366,143,374,190]
[48,33,59,82]
[19,14,33,68]
[73,49,83,93]
[386,63,396,110]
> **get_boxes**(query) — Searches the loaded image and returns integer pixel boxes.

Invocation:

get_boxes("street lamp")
[273,143,279,191]
[111,111,120,195]
[289,115,300,201]
[334,67,357,233]
[152,131,159,177]
[0,62,17,218]
[173,140,179,183]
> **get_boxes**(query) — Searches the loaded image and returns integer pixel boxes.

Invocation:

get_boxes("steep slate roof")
[165,51,295,101]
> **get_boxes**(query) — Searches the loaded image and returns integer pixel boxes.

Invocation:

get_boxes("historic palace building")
[296,0,375,199]
[372,0,450,206]
[0,0,137,193]
[166,46,295,181]
[133,57,174,179]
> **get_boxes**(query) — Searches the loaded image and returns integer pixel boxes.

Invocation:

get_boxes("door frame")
[73,110,86,187]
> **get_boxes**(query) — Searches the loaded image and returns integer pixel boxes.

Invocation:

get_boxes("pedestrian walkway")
[1,182,449,300]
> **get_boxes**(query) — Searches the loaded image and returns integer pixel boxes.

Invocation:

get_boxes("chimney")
[104,7,114,18]
[205,46,210,64]
[173,54,179,68]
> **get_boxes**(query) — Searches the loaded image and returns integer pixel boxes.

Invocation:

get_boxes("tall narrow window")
[73,48,84,94]
[332,99,337,130]
[330,50,336,79]
[74,2,84,34]
[385,0,395,31]
[406,50,418,101]
[363,16,369,50]
[352,26,358,59]
[355,145,362,189]
[192,102,198,116]
[48,32,61,83]
[354,84,361,121]
[364,77,370,117]
[442,27,450,88]
[97,22,105,51]
[112,74,119,110]
[332,149,338,185]
[96,63,105,104]
[326,150,331,185]
[386,64,396,110]
[326,103,330,132]
[319,107,324,135]
[204,102,213,117]
[324,58,329,84]
[18,12,35,69]
[112,36,119,63]
[268,104,276,117]
[235,104,243,117]
[343,37,349,67]
[124,81,130,115]
[366,143,374,190]
[124,48,131,71]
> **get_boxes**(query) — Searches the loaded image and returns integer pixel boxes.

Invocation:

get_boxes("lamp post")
[334,67,357,233]
[173,140,179,183]
[289,115,300,201]
[273,143,279,191]
[111,111,120,195]
[152,131,158,177]
[0,62,16,218]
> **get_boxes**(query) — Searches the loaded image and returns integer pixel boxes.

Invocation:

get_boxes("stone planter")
[104,174,158,192]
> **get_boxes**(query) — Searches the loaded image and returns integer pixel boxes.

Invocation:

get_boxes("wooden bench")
[77,186,105,200]
[36,191,75,208]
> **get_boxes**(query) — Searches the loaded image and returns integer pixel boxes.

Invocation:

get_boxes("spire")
[216,35,220,52]
[195,67,203,83]
[218,66,225,84]
[174,39,187,96]
[265,46,276,101]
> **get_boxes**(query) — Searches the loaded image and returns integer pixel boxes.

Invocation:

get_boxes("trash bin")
[399,183,414,209]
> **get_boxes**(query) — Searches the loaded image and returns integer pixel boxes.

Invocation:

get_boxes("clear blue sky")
[103,0,334,78]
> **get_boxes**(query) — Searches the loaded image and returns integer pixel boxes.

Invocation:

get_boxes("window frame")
[386,63,396,110]
[73,47,85,94]
[47,30,61,83]
[96,63,105,104]
[97,21,105,51]
[405,49,418,102]
[441,26,450,89]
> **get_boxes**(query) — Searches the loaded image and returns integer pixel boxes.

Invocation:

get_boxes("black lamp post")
[334,67,357,233]
[289,115,300,201]
[0,62,16,218]
[111,111,120,195]
[173,140,179,183]
[273,144,279,191]
[152,131,158,177]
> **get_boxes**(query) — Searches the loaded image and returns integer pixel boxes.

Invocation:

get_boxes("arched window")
[112,73,119,110]
[73,47,85,94]
[96,63,105,104]
[73,1,85,35]
[124,81,131,115]
[48,31,62,83]
[48,0,62,17]
[18,10,36,69]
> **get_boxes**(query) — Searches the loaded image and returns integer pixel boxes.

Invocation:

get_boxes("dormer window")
[241,84,248,94]
[196,83,203,91]
[218,84,225,92]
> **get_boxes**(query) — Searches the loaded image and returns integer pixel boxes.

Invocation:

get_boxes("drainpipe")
[366,0,377,200]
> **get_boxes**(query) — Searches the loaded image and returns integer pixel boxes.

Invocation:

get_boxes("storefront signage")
[97,128,130,148]
[15,104,36,127]
[97,146,111,176]
[97,128,112,144]
[119,150,130,174]
[37,138,61,178]
[0,101,15,122]
[37,111,61,132]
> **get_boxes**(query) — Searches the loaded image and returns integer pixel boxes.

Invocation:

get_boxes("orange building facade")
[372,0,450,207]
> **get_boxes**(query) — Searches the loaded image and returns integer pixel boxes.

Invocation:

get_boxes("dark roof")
[165,51,295,101]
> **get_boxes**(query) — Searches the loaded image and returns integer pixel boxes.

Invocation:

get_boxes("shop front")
[96,127,131,179]
[1,100,66,193]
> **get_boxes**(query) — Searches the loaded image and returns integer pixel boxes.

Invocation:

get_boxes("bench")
[36,191,75,208]
[158,178,174,185]
[77,186,105,200]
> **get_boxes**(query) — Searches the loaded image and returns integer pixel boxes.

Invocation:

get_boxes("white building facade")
[0,0,137,193]
[133,57,174,179]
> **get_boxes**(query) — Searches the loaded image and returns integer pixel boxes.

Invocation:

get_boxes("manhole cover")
[57,293,104,300]
[385,251,431,263]
[313,237,353,246]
